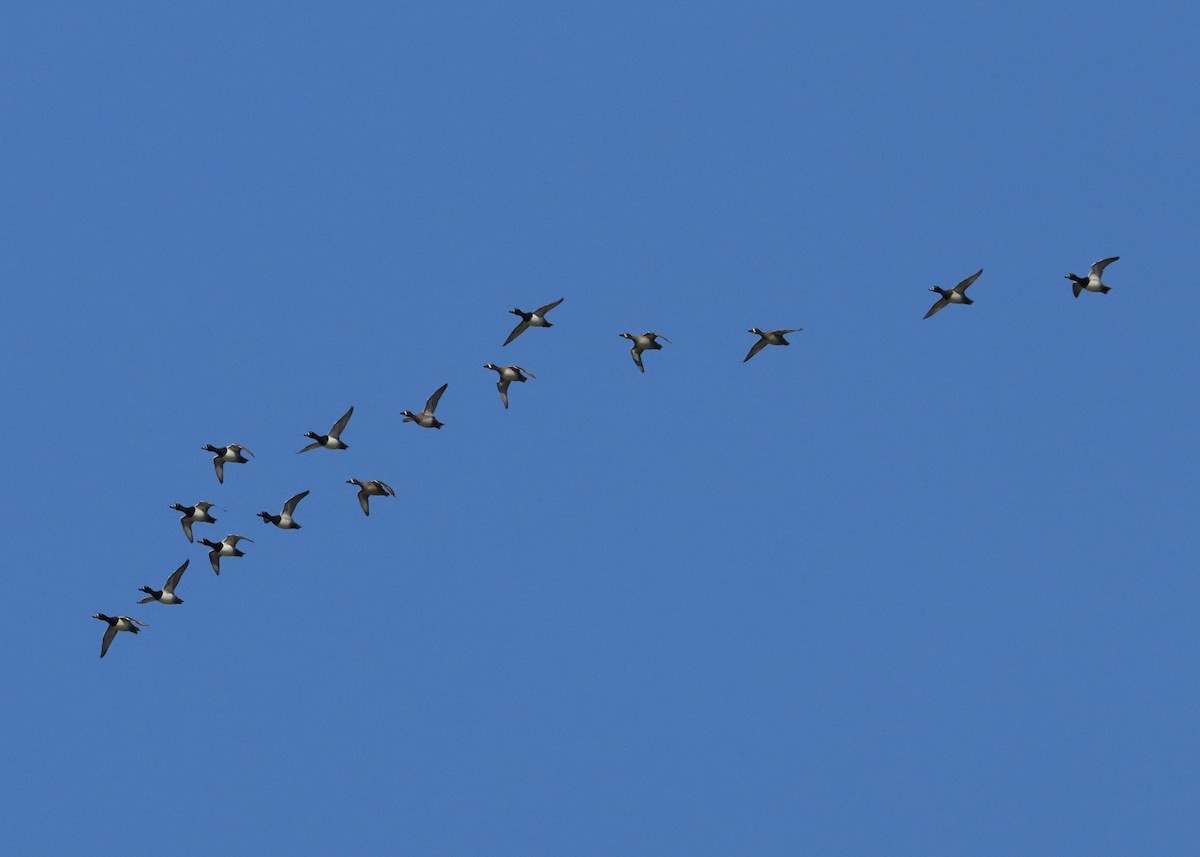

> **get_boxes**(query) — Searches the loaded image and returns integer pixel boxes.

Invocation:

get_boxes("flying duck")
[198,534,253,575]
[346,479,396,516]
[484,364,535,409]
[619,332,670,373]
[202,443,253,484]
[298,406,354,453]
[138,560,189,605]
[170,501,218,543]
[401,383,448,429]
[744,328,802,363]
[257,490,310,529]
[1065,256,1118,297]
[924,269,983,319]
[503,298,564,346]
[93,613,147,658]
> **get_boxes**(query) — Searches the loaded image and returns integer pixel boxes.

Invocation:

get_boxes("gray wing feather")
[283,491,310,515]
[924,297,950,319]
[164,560,189,593]
[331,406,354,435]
[425,383,448,413]
[743,337,768,363]
[503,320,529,346]
[100,626,116,658]
[954,269,983,294]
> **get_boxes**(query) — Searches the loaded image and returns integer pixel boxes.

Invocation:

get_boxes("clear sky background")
[3,1,1197,854]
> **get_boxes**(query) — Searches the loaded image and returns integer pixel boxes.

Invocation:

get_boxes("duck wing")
[923,296,950,319]
[425,383,448,414]
[503,320,529,346]
[297,441,322,454]
[953,269,983,294]
[630,347,645,373]
[1091,256,1119,277]
[100,625,117,658]
[534,297,564,316]
[282,491,310,516]
[330,406,354,436]
[164,560,189,594]
[743,336,769,363]
[497,379,511,409]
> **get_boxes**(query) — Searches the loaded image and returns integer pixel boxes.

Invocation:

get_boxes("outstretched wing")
[923,296,951,319]
[330,406,354,435]
[213,458,225,484]
[357,490,371,516]
[297,441,322,454]
[1091,256,1119,277]
[497,379,511,409]
[743,337,768,363]
[164,560,189,593]
[227,534,253,546]
[283,490,310,516]
[515,366,535,378]
[425,383,448,413]
[534,297,564,316]
[631,348,645,373]
[953,269,983,294]
[503,320,529,346]
[181,517,194,543]
[378,481,396,497]
[100,625,117,658]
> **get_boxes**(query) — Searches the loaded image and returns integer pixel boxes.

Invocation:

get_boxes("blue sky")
[3,1,1198,854]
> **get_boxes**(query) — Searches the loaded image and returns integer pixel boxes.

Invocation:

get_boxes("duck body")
[138,559,189,605]
[347,478,396,516]
[923,269,983,319]
[619,332,669,373]
[93,613,147,658]
[258,490,310,529]
[503,298,564,346]
[744,328,802,363]
[199,534,253,575]
[484,364,534,408]
[202,443,253,483]
[401,383,448,428]
[298,406,354,453]
[1065,256,1118,297]
[170,501,217,542]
